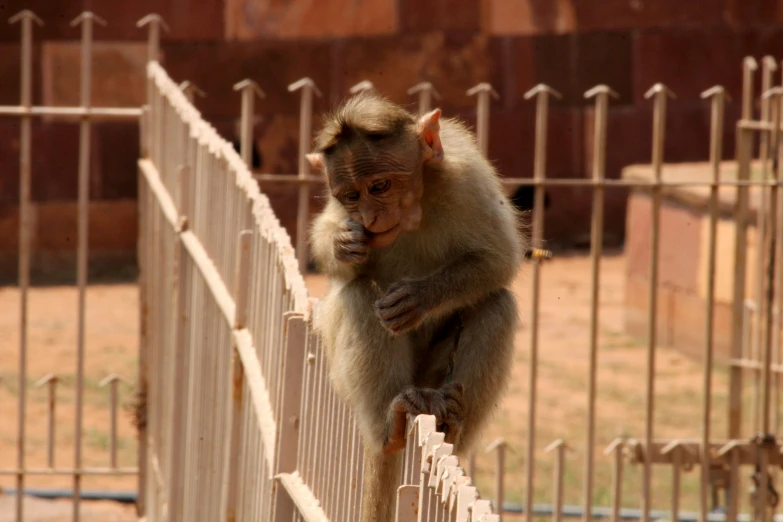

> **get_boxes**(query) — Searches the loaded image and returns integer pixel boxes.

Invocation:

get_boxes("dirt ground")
[0,251,737,519]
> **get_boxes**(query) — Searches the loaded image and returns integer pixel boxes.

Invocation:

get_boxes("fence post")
[225,230,253,522]
[272,312,308,521]
[522,83,561,522]
[288,77,322,273]
[166,166,194,522]
[408,82,440,114]
[467,83,499,157]
[233,79,265,170]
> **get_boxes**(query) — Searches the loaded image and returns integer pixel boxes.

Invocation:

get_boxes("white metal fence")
[138,59,490,521]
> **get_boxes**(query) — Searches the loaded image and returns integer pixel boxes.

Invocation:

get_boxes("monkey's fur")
[307,91,524,522]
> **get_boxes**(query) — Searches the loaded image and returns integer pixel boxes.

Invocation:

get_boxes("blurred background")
[2,0,782,283]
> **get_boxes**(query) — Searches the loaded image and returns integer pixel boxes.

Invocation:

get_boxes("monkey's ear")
[416,109,444,163]
[306,152,325,173]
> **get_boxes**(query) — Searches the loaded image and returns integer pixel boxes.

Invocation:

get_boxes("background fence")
[2,8,783,522]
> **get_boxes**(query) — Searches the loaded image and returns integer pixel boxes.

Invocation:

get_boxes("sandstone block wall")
[1,0,782,281]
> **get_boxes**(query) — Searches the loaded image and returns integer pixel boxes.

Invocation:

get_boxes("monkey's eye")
[369,180,390,195]
[343,190,360,202]
[365,132,387,142]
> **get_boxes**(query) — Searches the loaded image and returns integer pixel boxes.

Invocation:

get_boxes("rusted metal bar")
[604,438,625,522]
[700,84,729,522]
[408,82,441,114]
[523,83,561,522]
[9,9,41,522]
[233,80,265,171]
[288,77,321,273]
[98,374,128,469]
[583,84,617,522]
[642,82,676,522]
[0,106,142,118]
[545,440,569,522]
[34,374,59,468]
[485,438,508,520]
[743,57,759,121]
[467,83,499,157]
[71,11,105,522]
[730,117,754,440]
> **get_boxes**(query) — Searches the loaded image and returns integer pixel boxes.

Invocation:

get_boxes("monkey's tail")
[361,448,402,522]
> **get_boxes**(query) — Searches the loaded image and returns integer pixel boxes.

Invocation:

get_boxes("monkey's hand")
[374,279,428,335]
[383,383,465,455]
[333,219,370,265]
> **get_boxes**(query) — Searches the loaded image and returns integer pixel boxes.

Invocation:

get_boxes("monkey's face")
[324,134,424,249]
[307,92,443,249]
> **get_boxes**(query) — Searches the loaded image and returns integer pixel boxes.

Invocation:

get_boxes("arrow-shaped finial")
[485,437,512,454]
[136,13,170,32]
[99,373,131,387]
[544,438,571,453]
[287,77,322,98]
[584,84,619,100]
[524,83,562,100]
[9,10,43,26]
[762,86,783,100]
[467,82,500,99]
[349,80,375,95]
[407,81,441,99]
[603,437,625,456]
[70,11,107,27]
[762,55,778,71]
[233,79,266,98]
[644,82,677,100]
[34,373,59,387]
[178,80,206,99]
[700,85,732,102]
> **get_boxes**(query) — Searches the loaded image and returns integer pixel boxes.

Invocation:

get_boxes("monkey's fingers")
[377,309,422,335]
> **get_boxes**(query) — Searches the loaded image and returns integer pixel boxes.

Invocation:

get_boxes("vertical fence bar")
[233,80,265,171]
[604,439,625,522]
[485,439,507,520]
[70,12,104,521]
[700,85,729,522]
[523,83,561,522]
[9,10,41,521]
[730,120,754,443]
[545,440,568,522]
[408,82,440,114]
[641,82,675,522]
[742,57,758,122]
[288,78,321,273]
[98,375,125,469]
[467,83,499,157]
[34,374,59,469]
[583,85,616,522]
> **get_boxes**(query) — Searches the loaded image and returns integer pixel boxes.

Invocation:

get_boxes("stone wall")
[1,0,782,281]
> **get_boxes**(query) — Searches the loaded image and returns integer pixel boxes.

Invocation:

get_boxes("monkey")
[306,91,524,522]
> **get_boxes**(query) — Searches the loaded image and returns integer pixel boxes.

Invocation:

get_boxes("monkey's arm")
[375,246,519,334]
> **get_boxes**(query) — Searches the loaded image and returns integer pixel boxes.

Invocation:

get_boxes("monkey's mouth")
[367,223,400,248]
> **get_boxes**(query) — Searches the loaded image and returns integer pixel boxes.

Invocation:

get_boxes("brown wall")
[1,0,782,281]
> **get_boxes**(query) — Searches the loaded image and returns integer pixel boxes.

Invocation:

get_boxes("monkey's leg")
[439,288,517,455]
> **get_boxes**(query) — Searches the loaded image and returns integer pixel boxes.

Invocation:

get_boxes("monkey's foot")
[383,383,465,455]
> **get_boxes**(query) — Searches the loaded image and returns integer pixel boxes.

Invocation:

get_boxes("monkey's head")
[307,92,444,249]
